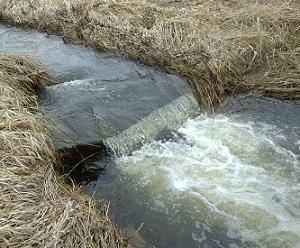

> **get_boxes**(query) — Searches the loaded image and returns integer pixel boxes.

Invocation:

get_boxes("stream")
[88,94,300,248]
[1,25,299,248]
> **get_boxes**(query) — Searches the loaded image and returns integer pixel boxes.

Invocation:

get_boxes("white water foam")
[117,114,300,247]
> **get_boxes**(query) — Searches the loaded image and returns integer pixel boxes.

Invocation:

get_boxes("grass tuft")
[0,54,128,248]
[0,0,299,110]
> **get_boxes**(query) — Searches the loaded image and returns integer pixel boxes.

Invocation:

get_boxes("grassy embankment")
[0,1,299,247]
[0,0,299,110]
[0,54,128,248]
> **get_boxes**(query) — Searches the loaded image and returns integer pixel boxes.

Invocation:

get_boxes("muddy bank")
[0,0,299,110]
[0,54,128,248]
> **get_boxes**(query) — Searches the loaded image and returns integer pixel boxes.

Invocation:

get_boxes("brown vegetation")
[0,2,298,247]
[0,0,299,110]
[0,54,128,248]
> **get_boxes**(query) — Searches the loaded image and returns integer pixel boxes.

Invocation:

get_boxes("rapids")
[1,24,299,248]
[85,95,300,248]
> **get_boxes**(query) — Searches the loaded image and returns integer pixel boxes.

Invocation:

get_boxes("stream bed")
[1,25,299,248]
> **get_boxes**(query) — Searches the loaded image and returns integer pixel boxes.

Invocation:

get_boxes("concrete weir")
[0,24,200,162]
[105,93,199,156]
[40,78,200,162]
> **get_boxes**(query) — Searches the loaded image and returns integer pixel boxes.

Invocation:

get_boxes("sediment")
[0,0,299,110]
[0,54,128,248]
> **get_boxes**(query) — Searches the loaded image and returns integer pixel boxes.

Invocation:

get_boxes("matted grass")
[0,54,128,248]
[0,0,299,110]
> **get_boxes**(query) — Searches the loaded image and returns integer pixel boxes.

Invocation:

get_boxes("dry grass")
[0,54,128,248]
[0,0,299,110]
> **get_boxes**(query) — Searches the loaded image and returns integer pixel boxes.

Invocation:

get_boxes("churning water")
[85,95,300,248]
[1,24,299,248]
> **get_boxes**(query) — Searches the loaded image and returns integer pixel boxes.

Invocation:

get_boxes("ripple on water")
[116,113,300,247]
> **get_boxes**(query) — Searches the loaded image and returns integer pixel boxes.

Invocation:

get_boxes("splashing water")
[105,111,300,247]
[2,24,299,247]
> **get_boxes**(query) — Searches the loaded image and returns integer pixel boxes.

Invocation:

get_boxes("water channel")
[1,25,299,248]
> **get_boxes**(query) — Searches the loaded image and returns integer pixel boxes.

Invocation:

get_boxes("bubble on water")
[117,113,300,247]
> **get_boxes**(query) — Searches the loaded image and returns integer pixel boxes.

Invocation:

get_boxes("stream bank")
[0,0,299,110]
[0,54,128,247]
[1,8,300,246]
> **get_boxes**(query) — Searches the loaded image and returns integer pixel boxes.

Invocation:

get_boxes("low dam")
[1,25,300,248]
[0,25,200,156]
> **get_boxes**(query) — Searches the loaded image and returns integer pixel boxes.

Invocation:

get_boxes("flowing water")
[84,94,300,248]
[0,25,184,84]
[0,25,194,153]
[1,25,300,248]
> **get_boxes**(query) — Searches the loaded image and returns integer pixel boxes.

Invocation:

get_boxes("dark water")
[83,94,300,248]
[1,25,300,248]
[0,25,192,153]
[0,25,181,83]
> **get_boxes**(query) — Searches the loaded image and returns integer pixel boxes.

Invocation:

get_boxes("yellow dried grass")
[0,0,299,110]
[0,54,128,248]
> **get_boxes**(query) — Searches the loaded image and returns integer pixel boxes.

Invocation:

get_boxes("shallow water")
[0,24,183,84]
[84,94,300,248]
[1,25,300,248]
[0,25,190,153]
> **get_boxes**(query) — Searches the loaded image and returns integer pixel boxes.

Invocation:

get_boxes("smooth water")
[0,25,191,153]
[85,94,300,248]
[0,25,183,84]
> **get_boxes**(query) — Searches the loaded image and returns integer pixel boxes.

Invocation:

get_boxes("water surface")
[84,94,300,248]
[0,24,183,84]
[1,24,299,248]
[0,24,189,153]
